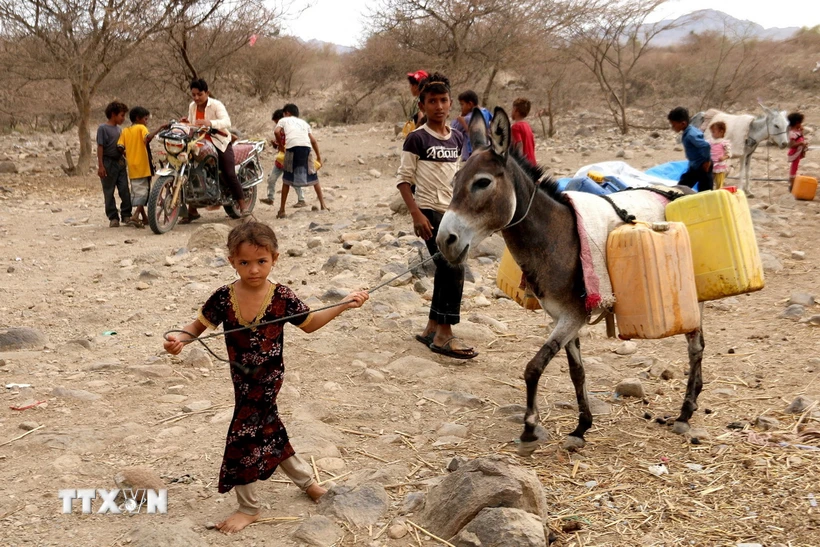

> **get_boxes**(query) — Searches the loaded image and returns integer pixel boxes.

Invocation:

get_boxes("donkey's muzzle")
[436,211,473,265]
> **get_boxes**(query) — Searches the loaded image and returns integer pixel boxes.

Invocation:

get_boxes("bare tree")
[0,0,212,174]
[159,0,281,94]
[571,0,678,134]
[368,0,586,99]
[245,36,310,100]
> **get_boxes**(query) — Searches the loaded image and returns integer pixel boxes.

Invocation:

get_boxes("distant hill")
[304,39,355,55]
[649,9,800,46]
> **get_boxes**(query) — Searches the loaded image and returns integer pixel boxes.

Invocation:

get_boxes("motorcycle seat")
[233,143,256,165]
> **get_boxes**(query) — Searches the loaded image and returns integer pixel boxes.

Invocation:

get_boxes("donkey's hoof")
[516,439,541,457]
[671,421,690,435]
[562,436,586,451]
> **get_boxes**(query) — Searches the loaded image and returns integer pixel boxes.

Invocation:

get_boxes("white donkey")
[691,104,789,196]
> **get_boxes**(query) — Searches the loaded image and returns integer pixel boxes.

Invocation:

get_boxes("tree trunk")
[72,85,93,176]
[481,65,499,106]
[619,80,628,134]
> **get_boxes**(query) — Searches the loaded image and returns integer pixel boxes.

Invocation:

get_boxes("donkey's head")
[759,102,789,149]
[436,107,519,264]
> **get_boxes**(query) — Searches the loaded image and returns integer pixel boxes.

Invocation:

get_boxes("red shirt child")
[511,97,536,165]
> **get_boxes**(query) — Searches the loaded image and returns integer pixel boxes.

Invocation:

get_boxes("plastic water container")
[496,247,541,310]
[565,176,625,196]
[665,188,764,301]
[606,222,700,339]
[792,175,817,201]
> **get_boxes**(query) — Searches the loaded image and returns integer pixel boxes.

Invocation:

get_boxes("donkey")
[436,108,706,455]
[690,104,789,197]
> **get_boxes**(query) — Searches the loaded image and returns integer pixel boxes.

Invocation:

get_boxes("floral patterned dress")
[198,282,312,493]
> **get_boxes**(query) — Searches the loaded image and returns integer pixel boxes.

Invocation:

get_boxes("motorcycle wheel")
[224,184,257,219]
[148,175,182,234]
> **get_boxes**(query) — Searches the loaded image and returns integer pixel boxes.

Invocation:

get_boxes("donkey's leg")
[519,317,584,456]
[564,337,592,450]
[672,326,705,435]
[743,154,754,197]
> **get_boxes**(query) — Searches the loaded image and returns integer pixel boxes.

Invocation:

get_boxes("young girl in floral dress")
[164,221,368,534]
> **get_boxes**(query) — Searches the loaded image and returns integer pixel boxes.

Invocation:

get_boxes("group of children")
[668,106,808,192]
[97,102,164,228]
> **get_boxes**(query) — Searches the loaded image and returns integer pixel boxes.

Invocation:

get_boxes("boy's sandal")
[429,337,478,360]
[414,332,435,347]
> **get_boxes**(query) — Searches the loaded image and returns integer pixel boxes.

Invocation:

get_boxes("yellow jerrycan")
[665,188,764,301]
[606,221,700,340]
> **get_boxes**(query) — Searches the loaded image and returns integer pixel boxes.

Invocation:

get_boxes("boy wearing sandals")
[117,106,166,227]
[396,73,477,360]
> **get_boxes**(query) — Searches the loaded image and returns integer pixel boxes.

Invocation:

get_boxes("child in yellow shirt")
[117,107,166,227]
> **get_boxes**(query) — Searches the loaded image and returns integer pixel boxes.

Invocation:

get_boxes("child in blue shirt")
[668,107,713,192]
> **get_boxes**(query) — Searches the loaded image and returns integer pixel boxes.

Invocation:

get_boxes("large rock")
[389,193,409,214]
[451,507,547,547]
[292,515,344,546]
[126,519,205,547]
[0,327,48,351]
[419,456,547,539]
[187,224,231,251]
[469,234,505,260]
[319,483,389,527]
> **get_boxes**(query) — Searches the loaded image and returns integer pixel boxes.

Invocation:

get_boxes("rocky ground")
[1,118,819,547]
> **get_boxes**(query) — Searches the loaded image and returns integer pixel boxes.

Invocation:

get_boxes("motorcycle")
[147,121,265,234]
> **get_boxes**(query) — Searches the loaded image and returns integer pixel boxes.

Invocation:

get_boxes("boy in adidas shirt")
[396,73,476,360]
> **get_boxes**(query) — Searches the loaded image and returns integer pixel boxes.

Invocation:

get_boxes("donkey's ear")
[489,107,511,158]
[467,107,489,149]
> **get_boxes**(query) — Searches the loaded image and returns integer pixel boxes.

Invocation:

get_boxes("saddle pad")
[562,190,671,311]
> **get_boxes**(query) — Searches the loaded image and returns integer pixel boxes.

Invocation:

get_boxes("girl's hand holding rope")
[161,252,439,370]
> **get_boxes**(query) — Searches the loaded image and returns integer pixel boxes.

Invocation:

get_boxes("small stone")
[760,252,783,272]
[182,400,212,413]
[437,422,468,438]
[781,304,805,320]
[135,282,150,291]
[361,368,385,383]
[368,169,382,178]
[114,466,165,491]
[81,243,95,252]
[400,492,425,515]
[120,259,134,267]
[615,378,645,398]
[51,386,101,401]
[6,266,14,273]
[307,237,323,249]
[614,341,638,355]
[785,395,816,414]
[789,292,815,307]
[18,421,40,431]
[287,248,305,257]
[182,347,212,368]
[791,250,805,260]
[387,522,408,539]
[473,295,491,307]
[755,416,780,431]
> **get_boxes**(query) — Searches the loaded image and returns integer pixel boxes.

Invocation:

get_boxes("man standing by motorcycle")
[180,78,248,222]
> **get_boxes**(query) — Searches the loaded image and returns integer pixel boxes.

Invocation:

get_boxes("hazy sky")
[284,0,820,48]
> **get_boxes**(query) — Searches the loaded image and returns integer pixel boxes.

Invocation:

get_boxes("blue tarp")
[644,160,688,182]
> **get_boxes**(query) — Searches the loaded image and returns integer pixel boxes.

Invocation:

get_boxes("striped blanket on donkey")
[561,188,684,312]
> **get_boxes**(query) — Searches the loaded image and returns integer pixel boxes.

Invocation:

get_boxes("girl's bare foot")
[215,511,259,534]
[306,483,327,503]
